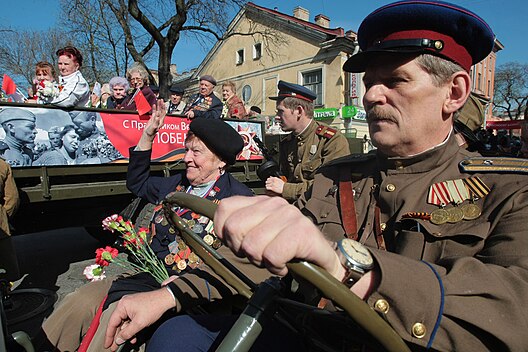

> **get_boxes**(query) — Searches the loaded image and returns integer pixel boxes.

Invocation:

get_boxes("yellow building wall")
[195,16,348,116]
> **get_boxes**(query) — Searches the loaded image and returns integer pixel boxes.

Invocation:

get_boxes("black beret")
[189,118,243,165]
[343,1,495,72]
[269,80,316,102]
[169,85,185,94]
[200,75,217,86]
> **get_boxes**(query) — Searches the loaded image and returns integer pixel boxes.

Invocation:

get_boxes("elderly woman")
[221,81,247,119]
[33,125,80,166]
[121,63,157,111]
[51,46,90,107]
[39,101,269,352]
[106,76,130,109]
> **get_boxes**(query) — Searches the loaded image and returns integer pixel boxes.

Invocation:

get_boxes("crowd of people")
[25,47,265,123]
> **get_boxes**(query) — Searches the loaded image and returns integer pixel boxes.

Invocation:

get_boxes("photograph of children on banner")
[0,106,122,167]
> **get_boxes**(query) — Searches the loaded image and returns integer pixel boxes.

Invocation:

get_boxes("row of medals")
[158,212,222,273]
[430,202,481,225]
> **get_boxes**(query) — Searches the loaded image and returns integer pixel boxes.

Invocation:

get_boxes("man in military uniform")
[143,2,528,351]
[265,81,350,202]
[0,108,37,166]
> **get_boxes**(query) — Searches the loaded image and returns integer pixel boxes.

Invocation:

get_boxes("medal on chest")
[408,176,490,224]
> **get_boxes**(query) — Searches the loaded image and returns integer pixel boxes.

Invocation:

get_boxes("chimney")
[293,6,309,21]
[315,14,330,28]
[345,30,356,40]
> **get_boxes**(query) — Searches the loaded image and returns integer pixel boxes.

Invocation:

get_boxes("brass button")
[321,212,328,218]
[380,222,387,231]
[298,159,302,163]
[412,323,427,339]
[386,184,396,192]
[394,160,402,167]
[374,299,390,314]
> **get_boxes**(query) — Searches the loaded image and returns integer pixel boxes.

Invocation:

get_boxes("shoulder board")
[322,153,376,168]
[460,157,528,174]
[315,125,338,139]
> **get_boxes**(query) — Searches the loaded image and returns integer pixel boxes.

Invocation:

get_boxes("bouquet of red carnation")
[83,214,169,284]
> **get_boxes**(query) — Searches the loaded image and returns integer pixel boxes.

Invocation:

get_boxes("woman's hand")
[136,99,166,150]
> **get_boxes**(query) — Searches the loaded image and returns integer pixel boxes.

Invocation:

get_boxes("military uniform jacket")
[0,159,18,235]
[279,120,350,201]
[298,134,528,351]
[124,147,270,311]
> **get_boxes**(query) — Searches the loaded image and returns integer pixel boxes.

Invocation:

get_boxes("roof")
[246,2,345,37]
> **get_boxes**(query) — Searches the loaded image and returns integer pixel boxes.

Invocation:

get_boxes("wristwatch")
[336,238,374,287]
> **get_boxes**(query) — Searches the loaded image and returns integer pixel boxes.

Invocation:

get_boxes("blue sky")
[1,0,526,73]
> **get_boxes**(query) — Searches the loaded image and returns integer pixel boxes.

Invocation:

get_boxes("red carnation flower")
[95,246,119,267]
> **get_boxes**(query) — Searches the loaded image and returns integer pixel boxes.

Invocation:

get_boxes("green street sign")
[341,105,358,119]
[314,108,338,120]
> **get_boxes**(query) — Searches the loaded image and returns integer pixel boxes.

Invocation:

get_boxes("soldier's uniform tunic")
[279,120,350,201]
[298,134,528,351]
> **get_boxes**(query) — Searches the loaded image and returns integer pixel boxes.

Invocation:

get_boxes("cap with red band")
[343,0,495,73]
[269,80,317,102]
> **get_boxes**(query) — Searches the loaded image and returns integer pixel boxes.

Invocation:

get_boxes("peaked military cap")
[0,108,36,124]
[343,1,495,72]
[269,80,317,102]
[189,118,243,165]
[169,85,185,94]
[149,85,159,93]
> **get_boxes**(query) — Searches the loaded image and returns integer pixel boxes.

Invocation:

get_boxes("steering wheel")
[163,192,410,352]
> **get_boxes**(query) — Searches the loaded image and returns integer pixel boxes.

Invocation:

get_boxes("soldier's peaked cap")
[343,1,495,72]
[269,81,316,102]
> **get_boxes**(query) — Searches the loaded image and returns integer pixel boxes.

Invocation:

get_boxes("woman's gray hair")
[109,76,129,91]
[126,62,150,85]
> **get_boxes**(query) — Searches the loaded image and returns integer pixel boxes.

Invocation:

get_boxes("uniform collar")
[377,132,464,174]
[295,120,316,141]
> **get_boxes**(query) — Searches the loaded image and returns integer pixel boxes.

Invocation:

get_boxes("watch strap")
[342,267,364,288]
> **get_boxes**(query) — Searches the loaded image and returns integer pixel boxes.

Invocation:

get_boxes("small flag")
[2,74,16,95]
[134,89,152,116]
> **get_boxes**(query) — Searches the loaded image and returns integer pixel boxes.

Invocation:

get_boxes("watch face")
[341,239,374,268]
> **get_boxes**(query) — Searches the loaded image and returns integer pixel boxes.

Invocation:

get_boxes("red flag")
[134,89,152,116]
[2,74,16,95]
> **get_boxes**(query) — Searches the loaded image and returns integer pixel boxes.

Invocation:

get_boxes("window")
[302,70,323,106]
[253,43,262,60]
[236,49,244,65]
[242,85,252,103]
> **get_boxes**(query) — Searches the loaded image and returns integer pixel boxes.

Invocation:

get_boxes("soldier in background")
[48,126,62,150]
[265,81,350,202]
[0,158,19,235]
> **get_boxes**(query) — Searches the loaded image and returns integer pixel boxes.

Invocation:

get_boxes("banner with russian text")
[0,104,264,167]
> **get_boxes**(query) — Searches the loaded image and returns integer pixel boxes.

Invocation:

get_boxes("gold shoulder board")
[460,157,528,174]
